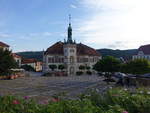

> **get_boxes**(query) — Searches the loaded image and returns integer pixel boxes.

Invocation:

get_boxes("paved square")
[0,74,109,101]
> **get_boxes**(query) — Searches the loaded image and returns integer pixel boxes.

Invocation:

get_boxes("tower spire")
[67,14,73,43]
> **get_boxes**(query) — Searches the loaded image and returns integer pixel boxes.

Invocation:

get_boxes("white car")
[114,72,127,79]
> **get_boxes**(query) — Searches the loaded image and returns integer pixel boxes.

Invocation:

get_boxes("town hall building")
[43,19,101,75]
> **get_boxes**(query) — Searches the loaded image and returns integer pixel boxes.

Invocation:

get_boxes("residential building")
[0,41,9,50]
[12,53,22,67]
[133,44,150,60]
[22,58,42,72]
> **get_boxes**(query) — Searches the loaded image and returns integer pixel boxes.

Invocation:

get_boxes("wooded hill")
[17,49,137,61]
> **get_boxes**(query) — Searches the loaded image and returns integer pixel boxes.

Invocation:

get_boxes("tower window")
[70,49,74,53]
[64,49,67,53]
[70,56,74,63]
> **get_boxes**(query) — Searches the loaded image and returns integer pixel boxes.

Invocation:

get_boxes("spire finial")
[69,14,71,24]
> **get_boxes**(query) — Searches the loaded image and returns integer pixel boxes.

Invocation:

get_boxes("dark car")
[140,73,150,78]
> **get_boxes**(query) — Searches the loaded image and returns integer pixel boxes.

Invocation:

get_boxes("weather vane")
[69,14,71,24]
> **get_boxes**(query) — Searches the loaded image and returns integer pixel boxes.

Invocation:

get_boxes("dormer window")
[138,51,144,55]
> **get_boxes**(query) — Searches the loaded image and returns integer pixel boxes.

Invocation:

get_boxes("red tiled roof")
[0,41,9,47]
[45,42,64,55]
[12,53,22,58]
[22,58,37,64]
[138,44,150,55]
[77,43,100,56]
[45,42,101,56]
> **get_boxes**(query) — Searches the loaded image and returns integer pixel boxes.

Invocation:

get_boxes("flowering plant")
[0,88,149,113]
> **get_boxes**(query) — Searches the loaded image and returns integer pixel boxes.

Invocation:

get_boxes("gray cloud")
[75,0,150,49]
[0,33,12,38]
[70,4,77,9]
[108,41,127,49]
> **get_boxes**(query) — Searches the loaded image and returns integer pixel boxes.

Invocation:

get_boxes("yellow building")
[22,58,42,72]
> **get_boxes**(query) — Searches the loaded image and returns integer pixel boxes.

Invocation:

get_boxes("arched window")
[70,56,74,63]
[70,49,74,53]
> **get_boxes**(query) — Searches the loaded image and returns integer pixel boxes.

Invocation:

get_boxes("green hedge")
[0,88,150,113]
[76,71,83,76]
[86,71,92,75]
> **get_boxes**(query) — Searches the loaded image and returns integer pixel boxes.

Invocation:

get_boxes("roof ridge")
[0,41,9,47]
[140,44,150,48]
[45,41,101,56]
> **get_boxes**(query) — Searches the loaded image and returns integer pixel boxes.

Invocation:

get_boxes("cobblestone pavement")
[0,74,112,101]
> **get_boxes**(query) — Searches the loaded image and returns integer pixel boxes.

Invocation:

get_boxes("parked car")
[97,72,105,76]
[113,72,127,79]
[140,73,150,78]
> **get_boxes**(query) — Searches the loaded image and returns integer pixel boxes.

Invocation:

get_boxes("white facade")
[14,57,22,67]
[0,46,9,50]
[43,55,64,72]
[63,44,77,75]
[43,43,101,75]
[133,51,150,61]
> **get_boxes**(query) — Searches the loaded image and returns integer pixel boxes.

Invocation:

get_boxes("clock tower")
[63,15,77,75]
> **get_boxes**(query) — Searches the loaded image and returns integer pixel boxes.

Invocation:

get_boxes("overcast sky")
[0,0,150,52]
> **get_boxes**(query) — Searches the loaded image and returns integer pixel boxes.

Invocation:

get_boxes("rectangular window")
[52,58,54,63]
[84,58,88,62]
[48,57,52,63]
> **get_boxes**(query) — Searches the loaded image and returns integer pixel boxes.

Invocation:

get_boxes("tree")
[0,49,18,76]
[49,65,57,71]
[21,65,35,72]
[58,65,65,71]
[93,56,121,82]
[120,59,150,75]
[94,56,121,73]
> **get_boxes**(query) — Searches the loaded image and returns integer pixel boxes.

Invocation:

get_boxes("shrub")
[93,56,121,73]
[76,71,83,76]
[49,65,57,71]
[21,65,35,72]
[0,49,18,76]
[42,72,53,76]
[86,71,92,75]
[79,65,85,70]
[93,56,121,84]
[84,88,150,113]
[120,59,150,75]
[58,65,65,71]
[0,96,40,113]
[86,66,91,70]
[0,88,150,113]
